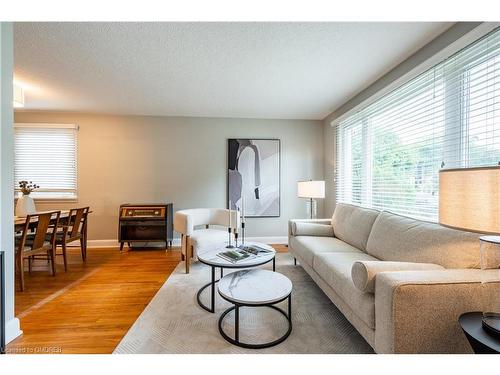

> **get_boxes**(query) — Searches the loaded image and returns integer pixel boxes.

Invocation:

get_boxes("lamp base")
[482,315,500,337]
[306,198,317,219]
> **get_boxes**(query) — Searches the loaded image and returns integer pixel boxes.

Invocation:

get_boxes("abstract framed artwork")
[227,138,280,217]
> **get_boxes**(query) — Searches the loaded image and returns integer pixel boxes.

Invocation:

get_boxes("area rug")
[113,253,373,354]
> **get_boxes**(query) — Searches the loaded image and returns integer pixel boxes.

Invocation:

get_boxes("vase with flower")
[15,181,39,217]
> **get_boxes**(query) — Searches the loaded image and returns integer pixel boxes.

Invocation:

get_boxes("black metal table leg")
[196,265,218,313]
[294,257,297,266]
[273,257,276,272]
[235,305,240,342]
[211,266,215,312]
[220,268,224,278]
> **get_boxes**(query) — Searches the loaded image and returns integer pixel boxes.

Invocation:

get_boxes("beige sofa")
[288,203,484,353]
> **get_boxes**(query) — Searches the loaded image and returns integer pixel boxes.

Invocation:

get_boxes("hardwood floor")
[7,244,288,354]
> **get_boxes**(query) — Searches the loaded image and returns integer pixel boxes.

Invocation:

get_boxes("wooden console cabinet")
[118,203,173,251]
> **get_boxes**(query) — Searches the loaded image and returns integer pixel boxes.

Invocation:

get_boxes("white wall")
[1,22,21,344]
[14,112,325,241]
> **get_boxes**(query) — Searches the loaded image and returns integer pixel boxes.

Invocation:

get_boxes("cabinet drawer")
[120,225,166,241]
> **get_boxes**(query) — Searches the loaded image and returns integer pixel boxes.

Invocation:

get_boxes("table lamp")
[439,166,500,337]
[297,180,325,219]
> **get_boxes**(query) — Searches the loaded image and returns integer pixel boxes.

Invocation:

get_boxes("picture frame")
[227,138,281,218]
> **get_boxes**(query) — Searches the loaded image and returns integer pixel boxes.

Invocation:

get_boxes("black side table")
[459,312,500,354]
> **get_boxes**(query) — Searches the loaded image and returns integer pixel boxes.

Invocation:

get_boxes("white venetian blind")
[14,124,78,200]
[335,27,500,221]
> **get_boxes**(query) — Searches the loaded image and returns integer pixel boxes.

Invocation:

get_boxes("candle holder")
[226,227,234,249]
[241,221,245,246]
[234,232,239,248]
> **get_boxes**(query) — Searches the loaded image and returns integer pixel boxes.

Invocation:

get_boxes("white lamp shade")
[439,166,500,233]
[13,83,24,108]
[297,180,325,199]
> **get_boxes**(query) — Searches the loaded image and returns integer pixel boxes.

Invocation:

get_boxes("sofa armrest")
[374,269,483,353]
[351,261,445,293]
[288,218,332,237]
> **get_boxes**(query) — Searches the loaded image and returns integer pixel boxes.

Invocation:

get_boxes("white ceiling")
[14,22,452,120]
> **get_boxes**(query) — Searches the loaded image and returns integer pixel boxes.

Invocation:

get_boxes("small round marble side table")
[196,242,276,313]
[217,269,292,349]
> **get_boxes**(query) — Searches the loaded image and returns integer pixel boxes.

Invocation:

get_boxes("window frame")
[14,123,79,202]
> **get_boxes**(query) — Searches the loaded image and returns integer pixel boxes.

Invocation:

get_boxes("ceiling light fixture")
[13,83,25,108]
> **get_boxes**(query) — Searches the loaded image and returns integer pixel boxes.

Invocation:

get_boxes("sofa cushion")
[291,222,334,237]
[313,252,379,329]
[366,211,481,269]
[289,235,364,267]
[331,203,380,252]
[351,261,445,293]
[188,229,230,256]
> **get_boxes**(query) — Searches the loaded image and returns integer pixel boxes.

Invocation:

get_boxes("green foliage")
[348,128,500,217]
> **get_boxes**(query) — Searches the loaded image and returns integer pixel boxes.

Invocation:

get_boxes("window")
[335,28,500,221]
[14,124,78,200]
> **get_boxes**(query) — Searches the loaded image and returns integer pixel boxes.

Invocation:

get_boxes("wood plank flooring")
[7,244,287,354]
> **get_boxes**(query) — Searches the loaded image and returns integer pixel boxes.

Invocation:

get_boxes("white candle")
[234,208,239,233]
[228,200,232,228]
[241,195,245,223]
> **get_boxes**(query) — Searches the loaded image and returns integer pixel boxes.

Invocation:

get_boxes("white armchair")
[174,208,240,273]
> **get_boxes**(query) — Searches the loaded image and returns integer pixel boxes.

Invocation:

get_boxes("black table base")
[218,294,292,349]
[459,312,500,354]
[196,257,276,314]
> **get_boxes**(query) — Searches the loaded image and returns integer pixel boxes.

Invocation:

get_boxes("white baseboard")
[85,236,288,248]
[84,239,121,248]
[6,317,22,344]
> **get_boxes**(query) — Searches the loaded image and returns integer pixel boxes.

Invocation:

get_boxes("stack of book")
[217,244,273,263]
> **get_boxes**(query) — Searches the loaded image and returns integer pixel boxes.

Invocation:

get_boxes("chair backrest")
[19,211,61,251]
[331,203,380,252]
[174,208,241,235]
[67,207,90,238]
[366,210,481,269]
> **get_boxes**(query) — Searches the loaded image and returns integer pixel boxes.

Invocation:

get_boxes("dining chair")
[53,207,90,270]
[15,211,61,292]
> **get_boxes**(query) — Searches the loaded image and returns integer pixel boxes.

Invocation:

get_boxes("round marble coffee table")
[196,242,276,313]
[217,269,292,349]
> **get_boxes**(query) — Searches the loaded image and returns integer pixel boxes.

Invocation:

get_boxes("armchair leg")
[185,235,191,274]
[180,234,185,261]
